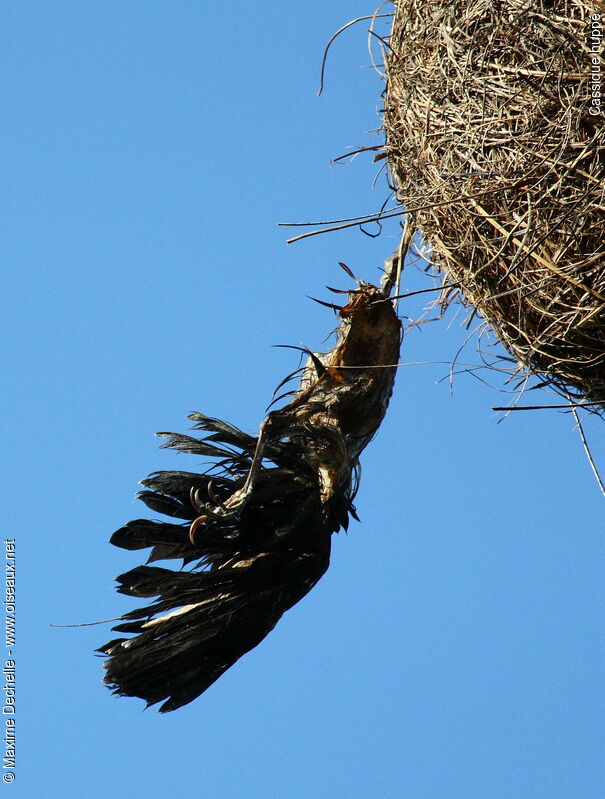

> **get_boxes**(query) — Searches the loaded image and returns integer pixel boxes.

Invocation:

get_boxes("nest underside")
[385,0,605,409]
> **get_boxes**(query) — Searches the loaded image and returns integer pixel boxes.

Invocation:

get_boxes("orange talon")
[190,486,205,513]
[189,515,207,546]
[206,480,225,508]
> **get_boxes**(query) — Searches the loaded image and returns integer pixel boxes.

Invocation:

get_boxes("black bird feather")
[100,420,347,712]
[100,268,402,712]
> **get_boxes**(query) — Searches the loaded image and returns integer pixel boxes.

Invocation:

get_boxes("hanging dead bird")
[100,255,402,712]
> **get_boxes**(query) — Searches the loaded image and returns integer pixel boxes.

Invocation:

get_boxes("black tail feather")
[101,533,331,712]
[101,418,340,711]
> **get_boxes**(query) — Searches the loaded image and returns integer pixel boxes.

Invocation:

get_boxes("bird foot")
[188,419,271,545]
[188,483,252,545]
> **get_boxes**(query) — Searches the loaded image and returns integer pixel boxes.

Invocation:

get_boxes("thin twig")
[492,403,603,411]
[51,616,126,628]
[367,2,393,81]
[279,203,403,227]
[391,282,460,301]
[331,145,384,164]
[318,13,393,96]
[570,402,605,498]
[284,185,517,244]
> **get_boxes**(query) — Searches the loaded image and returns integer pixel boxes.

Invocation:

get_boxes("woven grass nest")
[384,0,605,411]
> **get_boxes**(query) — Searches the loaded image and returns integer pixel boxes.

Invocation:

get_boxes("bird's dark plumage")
[101,416,350,712]
[101,268,401,711]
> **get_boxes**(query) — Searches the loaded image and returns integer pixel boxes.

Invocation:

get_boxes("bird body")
[101,266,401,711]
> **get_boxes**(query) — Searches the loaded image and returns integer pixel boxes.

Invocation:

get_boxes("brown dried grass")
[384,0,605,410]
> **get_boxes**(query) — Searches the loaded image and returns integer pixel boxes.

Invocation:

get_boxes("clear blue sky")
[4,2,604,797]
